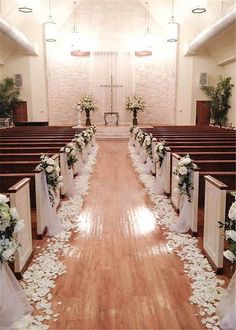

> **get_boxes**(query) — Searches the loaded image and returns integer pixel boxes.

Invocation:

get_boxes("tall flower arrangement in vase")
[77,95,97,126]
[125,95,145,126]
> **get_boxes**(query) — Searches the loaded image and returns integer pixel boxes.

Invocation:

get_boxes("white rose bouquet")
[72,134,86,152]
[153,140,170,168]
[37,155,63,205]
[60,142,78,168]
[173,154,198,202]
[144,134,153,158]
[77,95,97,113]
[125,95,145,113]
[219,193,236,263]
[0,194,24,265]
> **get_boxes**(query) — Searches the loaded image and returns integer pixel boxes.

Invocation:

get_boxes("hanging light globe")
[70,30,81,55]
[17,0,33,13]
[45,16,57,42]
[192,0,207,14]
[167,16,178,42]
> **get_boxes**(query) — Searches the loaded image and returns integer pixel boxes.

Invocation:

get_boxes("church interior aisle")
[49,140,204,330]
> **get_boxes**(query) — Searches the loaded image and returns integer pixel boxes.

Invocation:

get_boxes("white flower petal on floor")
[12,144,99,330]
[128,143,226,328]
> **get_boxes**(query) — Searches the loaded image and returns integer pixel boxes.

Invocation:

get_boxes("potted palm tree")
[125,95,145,125]
[201,76,234,127]
[77,95,97,126]
[0,77,21,125]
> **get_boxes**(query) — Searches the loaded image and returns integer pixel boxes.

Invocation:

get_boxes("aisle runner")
[12,145,99,330]
[128,143,227,330]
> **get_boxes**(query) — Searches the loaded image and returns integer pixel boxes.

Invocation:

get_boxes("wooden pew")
[203,176,236,273]
[0,154,61,239]
[0,153,54,161]
[171,153,236,235]
[0,178,33,278]
[158,147,236,195]
[171,153,235,211]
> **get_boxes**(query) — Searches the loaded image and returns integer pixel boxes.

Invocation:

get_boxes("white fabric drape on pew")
[42,172,64,236]
[153,157,167,195]
[170,194,192,233]
[217,271,236,330]
[0,264,32,328]
[63,167,75,198]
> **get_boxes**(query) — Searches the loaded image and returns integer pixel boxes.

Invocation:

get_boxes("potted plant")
[77,95,97,126]
[125,95,145,126]
[0,77,21,125]
[201,76,234,127]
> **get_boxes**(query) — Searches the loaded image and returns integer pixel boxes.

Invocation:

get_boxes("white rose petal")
[228,201,236,221]
[225,230,236,242]
[46,165,54,173]
[0,194,9,204]
[223,250,236,262]
[179,166,187,176]
[10,207,19,219]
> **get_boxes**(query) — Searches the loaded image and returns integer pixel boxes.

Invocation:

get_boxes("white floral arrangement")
[219,194,236,263]
[173,154,198,202]
[37,155,63,205]
[153,140,170,168]
[143,134,153,158]
[77,95,97,113]
[136,130,146,145]
[72,134,86,152]
[133,127,141,139]
[60,142,78,169]
[125,95,145,113]
[0,194,24,265]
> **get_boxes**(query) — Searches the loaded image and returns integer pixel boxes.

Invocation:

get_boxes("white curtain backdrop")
[90,51,135,124]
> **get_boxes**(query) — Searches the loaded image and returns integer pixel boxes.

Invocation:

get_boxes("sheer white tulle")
[0,264,32,329]
[63,167,75,198]
[153,157,167,195]
[217,271,236,330]
[90,51,134,124]
[42,172,64,236]
[142,156,155,175]
[170,194,192,233]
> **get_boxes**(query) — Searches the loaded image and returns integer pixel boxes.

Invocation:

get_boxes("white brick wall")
[46,0,177,126]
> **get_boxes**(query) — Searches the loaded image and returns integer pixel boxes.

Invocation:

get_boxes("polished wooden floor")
[49,140,205,330]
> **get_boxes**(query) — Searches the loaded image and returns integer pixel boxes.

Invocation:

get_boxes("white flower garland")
[173,154,198,203]
[128,143,226,330]
[219,195,236,263]
[153,139,170,168]
[0,195,24,265]
[36,155,63,206]
[60,142,77,169]
[12,144,99,330]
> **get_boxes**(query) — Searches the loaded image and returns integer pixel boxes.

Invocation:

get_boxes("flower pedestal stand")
[132,109,138,126]
[85,110,91,126]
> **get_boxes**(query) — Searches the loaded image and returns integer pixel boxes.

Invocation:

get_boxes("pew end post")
[8,178,33,279]
[203,175,228,274]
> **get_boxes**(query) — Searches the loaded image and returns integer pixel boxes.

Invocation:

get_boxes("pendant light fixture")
[167,0,178,42]
[70,0,90,57]
[45,0,57,42]
[18,0,33,13]
[192,0,207,14]
[70,0,81,55]
[135,1,152,56]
